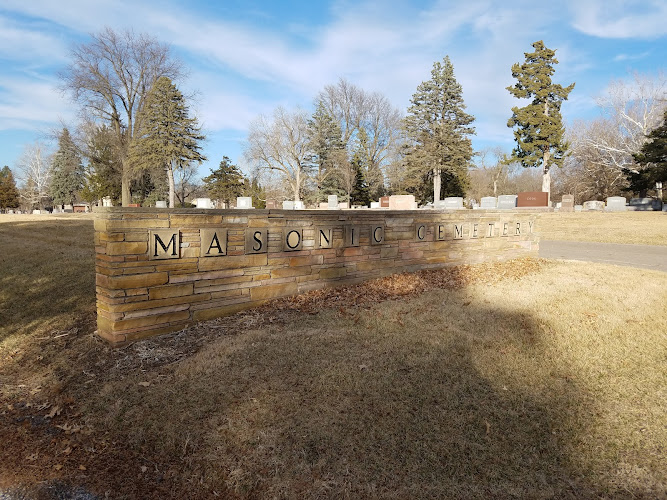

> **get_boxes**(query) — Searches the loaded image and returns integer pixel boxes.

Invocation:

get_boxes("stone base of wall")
[95,208,540,345]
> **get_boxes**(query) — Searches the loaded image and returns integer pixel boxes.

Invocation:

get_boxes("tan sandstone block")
[97,272,169,290]
[270,266,311,278]
[198,253,268,271]
[319,267,347,279]
[106,241,148,256]
[250,282,298,301]
[111,310,191,332]
[149,283,194,300]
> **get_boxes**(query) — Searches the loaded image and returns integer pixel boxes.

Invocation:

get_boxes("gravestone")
[388,195,415,210]
[338,201,350,209]
[497,195,517,209]
[328,195,339,209]
[282,200,294,210]
[574,205,583,212]
[195,198,213,209]
[480,197,497,209]
[443,197,464,209]
[64,204,74,213]
[318,202,328,209]
[605,196,627,212]
[265,200,278,209]
[236,197,253,209]
[155,200,167,208]
[561,194,574,212]
[102,197,113,207]
[583,200,604,211]
[629,198,661,211]
[294,201,305,210]
[517,192,549,207]
[370,201,380,209]
[380,196,390,208]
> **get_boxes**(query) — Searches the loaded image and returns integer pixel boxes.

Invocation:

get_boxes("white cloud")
[0,77,73,131]
[569,0,667,39]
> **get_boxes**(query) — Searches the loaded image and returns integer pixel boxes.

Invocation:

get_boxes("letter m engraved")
[149,230,180,260]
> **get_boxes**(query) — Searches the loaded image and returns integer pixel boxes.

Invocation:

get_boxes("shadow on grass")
[82,274,620,498]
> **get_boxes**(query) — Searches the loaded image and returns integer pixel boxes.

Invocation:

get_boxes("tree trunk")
[121,165,131,207]
[167,165,176,208]
[433,168,441,202]
[493,180,497,197]
[542,148,551,203]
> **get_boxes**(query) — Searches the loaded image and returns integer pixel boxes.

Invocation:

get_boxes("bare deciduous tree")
[318,78,402,199]
[16,142,52,210]
[584,72,666,175]
[245,107,312,201]
[59,28,182,206]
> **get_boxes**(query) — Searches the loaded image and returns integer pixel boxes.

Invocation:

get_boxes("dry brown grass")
[1,214,666,499]
[539,211,667,245]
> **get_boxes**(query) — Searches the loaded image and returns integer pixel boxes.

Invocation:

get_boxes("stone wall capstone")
[95,208,540,345]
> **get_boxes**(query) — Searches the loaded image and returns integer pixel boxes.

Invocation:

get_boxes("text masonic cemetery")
[149,221,535,260]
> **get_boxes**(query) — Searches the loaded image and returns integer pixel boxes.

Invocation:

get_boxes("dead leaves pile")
[271,258,547,313]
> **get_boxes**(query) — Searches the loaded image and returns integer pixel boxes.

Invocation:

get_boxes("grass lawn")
[539,211,667,245]
[1,213,666,498]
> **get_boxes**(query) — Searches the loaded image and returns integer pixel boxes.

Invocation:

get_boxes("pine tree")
[307,101,346,201]
[631,108,667,198]
[80,125,123,205]
[49,128,85,207]
[507,41,575,199]
[0,166,20,211]
[130,76,206,208]
[404,56,475,203]
[202,157,246,208]
[350,152,371,206]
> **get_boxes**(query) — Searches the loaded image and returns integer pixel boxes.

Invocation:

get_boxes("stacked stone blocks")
[95,208,539,345]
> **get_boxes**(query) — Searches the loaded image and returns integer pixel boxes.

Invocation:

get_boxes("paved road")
[539,240,667,273]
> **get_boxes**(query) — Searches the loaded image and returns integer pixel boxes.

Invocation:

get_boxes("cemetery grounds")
[0,212,665,498]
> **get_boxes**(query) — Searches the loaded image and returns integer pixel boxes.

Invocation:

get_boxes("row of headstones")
[560,196,664,212]
[187,194,664,211]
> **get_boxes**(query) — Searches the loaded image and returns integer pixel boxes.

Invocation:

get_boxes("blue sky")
[1,0,665,180]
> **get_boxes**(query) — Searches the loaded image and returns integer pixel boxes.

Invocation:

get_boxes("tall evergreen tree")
[631,108,667,198]
[130,76,206,208]
[80,125,123,205]
[202,156,246,208]
[49,128,85,207]
[0,166,20,211]
[404,56,475,203]
[507,40,575,199]
[307,101,346,201]
[350,152,371,206]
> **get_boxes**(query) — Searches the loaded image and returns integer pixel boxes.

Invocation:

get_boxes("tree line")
[2,30,665,214]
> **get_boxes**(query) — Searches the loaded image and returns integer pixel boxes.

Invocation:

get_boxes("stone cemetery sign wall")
[95,208,540,345]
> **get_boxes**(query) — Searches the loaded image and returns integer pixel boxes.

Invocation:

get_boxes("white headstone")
[338,201,350,209]
[155,200,167,208]
[497,195,517,209]
[294,201,305,210]
[443,197,464,209]
[327,195,339,209]
[102,197,113,207]
[388,195,415,210]
[370,201,381,209]
[480,197,497,209]
[583,200,604,211]
[605,196,627,212]
[282,200,294,210]
[574,205,583,212]
[195,198,213,209]
[236,196,253,209]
